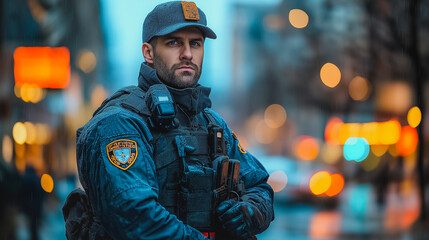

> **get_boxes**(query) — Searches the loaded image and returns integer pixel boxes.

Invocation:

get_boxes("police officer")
[63,1,274,239]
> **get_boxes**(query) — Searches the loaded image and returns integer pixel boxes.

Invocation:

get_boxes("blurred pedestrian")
[21,166,45,240]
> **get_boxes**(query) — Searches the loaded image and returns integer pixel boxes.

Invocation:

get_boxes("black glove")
[216,200,263,239]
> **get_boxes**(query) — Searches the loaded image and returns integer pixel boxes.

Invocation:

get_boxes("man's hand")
[216,200,262,239]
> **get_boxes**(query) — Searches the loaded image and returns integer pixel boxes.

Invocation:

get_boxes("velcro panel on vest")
[182,169,214,191]
[178,191,213,231]
[182,135,209,155]
[179,192,212,212]
[155,134,209,170]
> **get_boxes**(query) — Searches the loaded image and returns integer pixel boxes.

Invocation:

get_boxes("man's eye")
[191,41,201,47]
[167,40,178,45]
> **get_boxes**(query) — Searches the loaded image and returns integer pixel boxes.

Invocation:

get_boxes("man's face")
[153,27,205,89]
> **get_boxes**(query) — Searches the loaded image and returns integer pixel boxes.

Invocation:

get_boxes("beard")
[153,54,202,89]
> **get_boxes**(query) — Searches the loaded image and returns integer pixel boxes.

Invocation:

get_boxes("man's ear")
[142,43,154,64]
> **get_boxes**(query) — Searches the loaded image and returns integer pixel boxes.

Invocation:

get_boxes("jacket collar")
[137,63,212,115]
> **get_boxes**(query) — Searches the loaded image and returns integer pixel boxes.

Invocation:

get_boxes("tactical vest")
[94,84,221,232]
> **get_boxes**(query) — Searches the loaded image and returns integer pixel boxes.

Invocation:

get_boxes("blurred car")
[257,155,340,207]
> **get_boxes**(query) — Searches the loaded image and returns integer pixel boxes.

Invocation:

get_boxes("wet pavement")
[258,183,429,240]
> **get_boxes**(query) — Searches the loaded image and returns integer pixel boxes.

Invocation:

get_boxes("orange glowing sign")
[14,47,70,89]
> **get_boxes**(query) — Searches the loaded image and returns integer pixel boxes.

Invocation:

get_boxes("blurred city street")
[1,0,429,239]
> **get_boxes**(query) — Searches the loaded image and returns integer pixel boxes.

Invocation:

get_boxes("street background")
[1,0,429,239]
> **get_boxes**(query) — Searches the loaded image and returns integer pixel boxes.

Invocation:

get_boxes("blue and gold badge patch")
[106,139,138,170]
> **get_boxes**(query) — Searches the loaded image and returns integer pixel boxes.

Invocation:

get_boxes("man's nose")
[180,43,193,61]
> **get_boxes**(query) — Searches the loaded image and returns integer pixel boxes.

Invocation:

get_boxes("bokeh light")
[2,135,13,164]
[379,119,401,145]
[24,122,37,144]
[267,170,288,192]
[320,143,342,164]
[389,144,399,157]
[348,76,371,101]
[325,173,344,197]
[294,136,319,160]
[264,104,287,128]
[15,156,26,174]
[91,84,108,110]
[254,120,278,144]
[371,145,389,157]
[14,85,21,98]
[376,81,412,115]
[264,14,285,30]
[13,122,27,144]
[41,173,54,193]
[309,171,332,195]
[343,137,370,162]
[35,123,52,145]
[325,117,343,145]
[15,142,26,158]
[320,63,341,88]
[288,9,309,28]
[407,106,421,128]
[396,126,418,157]
[339,123,360,145]
[360,122,379,145]
[360,153,380,171]
[19,84,46,103]
[77,49,97,74]
[309,211,342,238]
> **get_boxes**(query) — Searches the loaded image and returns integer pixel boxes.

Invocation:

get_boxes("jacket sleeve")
[207,109,275,235]
[77,109,206,240]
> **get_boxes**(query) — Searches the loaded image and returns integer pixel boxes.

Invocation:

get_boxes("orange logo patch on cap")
[181,1,200,20]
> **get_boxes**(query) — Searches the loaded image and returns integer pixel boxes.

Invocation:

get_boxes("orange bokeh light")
[396,126,418,157]
[14,47,70,89]
[379,119,402,145]
[320,63,341,88]
[309,171,332,195]
[294,136,320,160]
[325,117,343,145]
[325,174,344,197]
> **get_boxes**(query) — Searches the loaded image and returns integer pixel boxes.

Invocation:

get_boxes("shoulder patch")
[106,139,138,170]
[232,131,247,154]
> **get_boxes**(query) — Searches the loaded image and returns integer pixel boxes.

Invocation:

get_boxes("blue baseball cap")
[142,1,217,43]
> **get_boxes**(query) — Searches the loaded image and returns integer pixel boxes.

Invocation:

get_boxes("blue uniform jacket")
[76,63,274,240]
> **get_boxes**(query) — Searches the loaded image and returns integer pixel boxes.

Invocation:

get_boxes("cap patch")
[106,139,138,170]
[181,1,200,20]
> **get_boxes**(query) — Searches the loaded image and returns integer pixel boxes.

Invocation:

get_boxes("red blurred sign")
[14,47,70,89]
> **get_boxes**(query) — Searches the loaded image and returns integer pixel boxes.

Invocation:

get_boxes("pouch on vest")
[175,135,216,232]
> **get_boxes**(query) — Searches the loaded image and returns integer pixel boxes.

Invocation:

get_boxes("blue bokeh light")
[343,137,370,162]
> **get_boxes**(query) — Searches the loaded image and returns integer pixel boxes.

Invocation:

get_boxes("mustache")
[172,61,199,71]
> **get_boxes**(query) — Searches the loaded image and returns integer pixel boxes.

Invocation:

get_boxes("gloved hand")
[216,200,262,239]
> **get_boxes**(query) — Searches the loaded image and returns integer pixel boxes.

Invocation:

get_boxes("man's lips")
[177,65,195,71]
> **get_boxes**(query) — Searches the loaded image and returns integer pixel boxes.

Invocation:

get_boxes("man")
[63,1,274,239]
